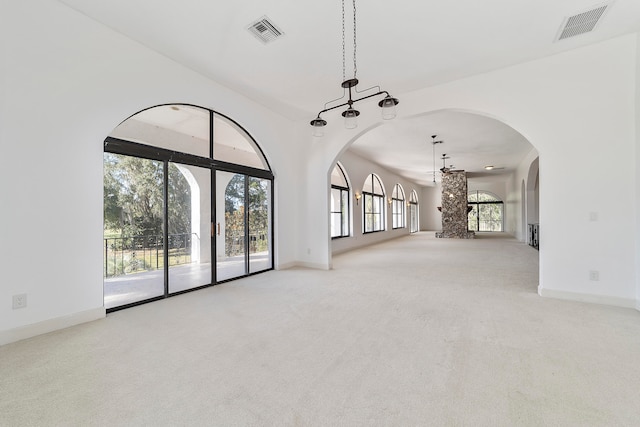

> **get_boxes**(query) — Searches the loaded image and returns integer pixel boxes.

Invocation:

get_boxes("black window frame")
[391,183,406,229]
[103,104,274,313]
[330,163,350,239]
[409,190,419,233]
[467,190,504,232]
[363,174,385,234]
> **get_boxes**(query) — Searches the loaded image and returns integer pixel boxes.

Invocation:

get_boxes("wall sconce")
[388,198,393,208]
[355,192,362,205]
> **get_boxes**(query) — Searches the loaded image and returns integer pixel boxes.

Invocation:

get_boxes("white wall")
[420,185,441,231]
[0,0,300,344]
[330,150,422,256]
[504,149,540,242]
[301,33,638,308]
[636,33,640,311]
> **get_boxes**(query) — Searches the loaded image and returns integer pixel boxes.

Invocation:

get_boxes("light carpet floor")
[2,232,640,426]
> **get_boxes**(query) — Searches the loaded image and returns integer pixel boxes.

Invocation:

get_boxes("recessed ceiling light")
[484,165,494,170]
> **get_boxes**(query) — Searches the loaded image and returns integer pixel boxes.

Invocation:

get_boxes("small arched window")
[409,190,419,233]
[363,174,385,233]
[468,191,503,231]
[330,163,350,238]
[391,184,406,229]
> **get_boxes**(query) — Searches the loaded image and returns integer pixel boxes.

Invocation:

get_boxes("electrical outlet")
[589,270,600,281]
[12,293,27,309]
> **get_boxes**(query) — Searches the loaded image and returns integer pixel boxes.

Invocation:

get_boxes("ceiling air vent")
[248,16,284,44]
[556,3,611,41]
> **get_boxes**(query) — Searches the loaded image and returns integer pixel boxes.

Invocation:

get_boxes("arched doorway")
[103,104,273,311]
[526,157,540,248]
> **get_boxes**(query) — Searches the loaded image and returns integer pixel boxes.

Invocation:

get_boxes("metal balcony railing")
[103,233,198,277]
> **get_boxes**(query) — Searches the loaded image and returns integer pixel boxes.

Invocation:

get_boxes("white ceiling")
[350,111,532,186]
[59,0,640,185]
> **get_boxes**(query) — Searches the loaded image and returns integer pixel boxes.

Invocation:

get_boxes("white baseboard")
[276,261,331,271]
[294,261,330,270]
[275,261,297,270]
[539,286,637,309]
[0,306,106,346]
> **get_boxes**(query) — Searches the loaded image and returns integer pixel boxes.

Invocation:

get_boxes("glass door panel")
[216,171,247,281]
[249,177,272,273]
[410,203,418,233]
[168,163,212,293]
[478,203,503,231]
[109,105,210,157]
[468,204,479,231]
[213,115,268,170]
[103,153,165,309]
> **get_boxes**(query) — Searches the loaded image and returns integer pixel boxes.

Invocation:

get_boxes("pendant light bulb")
[310,116,327,137]
[379,95,399,120]
[342,106,360,129]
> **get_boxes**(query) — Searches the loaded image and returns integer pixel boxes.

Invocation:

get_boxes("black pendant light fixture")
[310,0,399,136]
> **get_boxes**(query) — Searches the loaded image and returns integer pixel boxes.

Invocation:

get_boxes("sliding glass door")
[249,177,272,273]
[216,172,273,281]
[104,104,274,312]
[103,153,165,309]
[168,163,212,294]
[216,171,246,281]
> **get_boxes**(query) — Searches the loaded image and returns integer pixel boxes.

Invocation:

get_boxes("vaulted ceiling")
[59,0,640,185]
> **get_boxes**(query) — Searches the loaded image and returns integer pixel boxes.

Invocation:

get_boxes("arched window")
[363,174,385,233]
[468,191,503,231]
[409,190,419,233]
[330,163,350,238]
[391,184,406,229]
[103,104,273,311]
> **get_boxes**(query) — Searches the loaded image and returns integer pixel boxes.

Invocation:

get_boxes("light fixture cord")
[352,0,357,79]
[433,139,436,183]
[342,0,345,82]
[342,0,358,81]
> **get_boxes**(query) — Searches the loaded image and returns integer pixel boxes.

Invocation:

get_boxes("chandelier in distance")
[310,0,399,137]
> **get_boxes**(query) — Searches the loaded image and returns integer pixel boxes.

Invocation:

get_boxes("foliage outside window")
[363,174,385,233]
[224,175,270,256]
[330,163,350,238]
[103,154,194,276]
[391,183,406,229]
[468,191,504,231]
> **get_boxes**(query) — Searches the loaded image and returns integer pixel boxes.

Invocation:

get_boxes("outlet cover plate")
[12,294,27,309]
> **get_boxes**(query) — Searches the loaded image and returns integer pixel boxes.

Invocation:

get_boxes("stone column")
[436,171,475,239]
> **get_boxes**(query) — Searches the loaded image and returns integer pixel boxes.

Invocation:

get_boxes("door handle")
[211,223,221,236]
